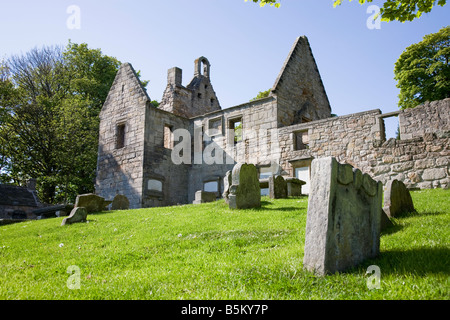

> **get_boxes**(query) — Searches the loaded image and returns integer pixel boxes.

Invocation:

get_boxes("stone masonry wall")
[278,109,381,177]
[142,107,191,207]
[399,99,450,140]
[278,99,450,189]
[187,96,279,203]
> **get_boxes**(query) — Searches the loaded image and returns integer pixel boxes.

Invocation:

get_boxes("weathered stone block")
[228,163,261,209]
[383,179,415,218]
[422,168,446,181]
[61,207,88,226]
[269,175,288,199]
[303,157,382,276]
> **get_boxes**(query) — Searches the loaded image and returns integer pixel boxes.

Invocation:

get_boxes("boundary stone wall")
[279,99,450,190]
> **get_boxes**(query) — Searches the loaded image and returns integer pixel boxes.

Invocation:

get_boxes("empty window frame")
[208,117,222,137]
[116,123,126,149]
[148,179,163,192]
[294,130,309,150]
[229,117,243,145]
[259,166,272,197]
[259,166,273,179]
[204,180,219,193]
[164,124,174,149]
[382,115,400,140]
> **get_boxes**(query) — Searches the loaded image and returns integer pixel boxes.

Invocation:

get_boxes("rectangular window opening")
[208,117,222,137]
[116,123,126,149]
[229,117,243,145]
[204,181,219,193]
[294,130,309,151]
[164,124,174,149]
[382,116,400,141]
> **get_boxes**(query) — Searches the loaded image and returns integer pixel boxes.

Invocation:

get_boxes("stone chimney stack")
[167,67,182,86]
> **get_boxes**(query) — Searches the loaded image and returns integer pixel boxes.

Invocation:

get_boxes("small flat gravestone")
[111,194,130,211]
[269,175,287,199]
[303,157,383,276]
[61,207,88,226]
[75,194,109,213]
[285,177,306,197]
[228,163,261,209]
[193,191,217,204]
[383,179,415,218]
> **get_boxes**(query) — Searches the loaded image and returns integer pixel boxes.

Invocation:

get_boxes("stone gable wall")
[96,63,149,208]
[272,36,331,127]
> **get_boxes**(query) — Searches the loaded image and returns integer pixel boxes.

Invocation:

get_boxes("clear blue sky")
[1,0,449,137]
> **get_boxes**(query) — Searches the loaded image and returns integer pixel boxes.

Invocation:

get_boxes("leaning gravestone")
[222,170,232,204]
[228,163,261,209]
[61,207,88,226]
[269,175,288,199]
[303,157,383,276]
[383,179,415,218]
[75,194,109,213]
[111,194,130,211]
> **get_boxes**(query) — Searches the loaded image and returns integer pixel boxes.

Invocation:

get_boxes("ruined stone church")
[95,36,449,209]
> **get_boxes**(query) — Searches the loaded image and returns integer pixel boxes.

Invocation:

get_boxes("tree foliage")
[246,0,280,8]
[333,0,447,22]
[248,0,448,22]
[394,26,450,109]
[0,42,147,204]
[250,89,271,101]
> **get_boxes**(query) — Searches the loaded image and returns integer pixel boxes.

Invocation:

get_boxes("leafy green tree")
[394,26,449,109]
[248,0,448,22]
[334,0,447,22]
[246,0,280,8]
[0,41,147,204]
[250,89,271,101]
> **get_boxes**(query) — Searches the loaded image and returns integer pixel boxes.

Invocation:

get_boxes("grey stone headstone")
[111,194,130,211]
[303,157,382,276]
[75,194,109,213]
[193,191,216,204]
[285,177,306,197]
[61,207,88,226]
[269,175,288,199]
[228,163,261,209]
[383,179,415,218]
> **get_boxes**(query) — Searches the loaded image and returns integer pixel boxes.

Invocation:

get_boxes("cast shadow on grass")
[381,223,404,236]
[252,202,307,213]
[357,247,450,276]
[396,210,447,218]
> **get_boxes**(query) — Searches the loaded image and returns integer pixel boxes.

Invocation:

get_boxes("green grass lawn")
[0,189,448,300]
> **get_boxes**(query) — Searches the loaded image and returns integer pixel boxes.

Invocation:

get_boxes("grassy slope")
[0,189,448,300]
